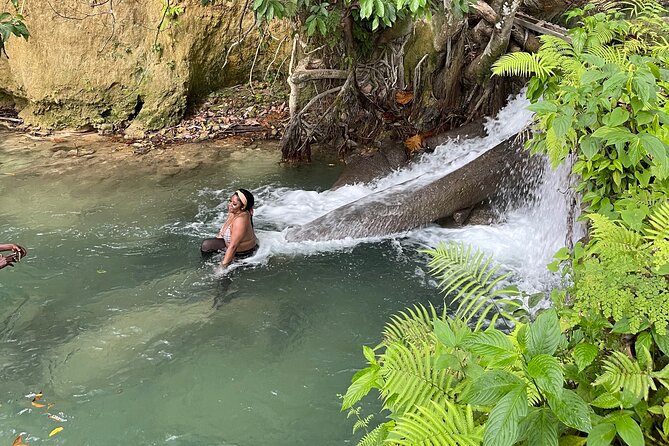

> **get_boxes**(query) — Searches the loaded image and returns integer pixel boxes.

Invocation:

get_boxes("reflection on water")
[0,95,570,444]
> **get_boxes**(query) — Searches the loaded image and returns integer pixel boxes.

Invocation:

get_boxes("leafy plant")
[559,201,669,335]
[0,0,29,58]
[492,0,669,213]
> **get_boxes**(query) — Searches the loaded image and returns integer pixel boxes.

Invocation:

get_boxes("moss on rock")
[0,0,289,131]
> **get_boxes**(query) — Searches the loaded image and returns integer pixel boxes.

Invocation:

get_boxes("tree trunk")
[285,134,536,241]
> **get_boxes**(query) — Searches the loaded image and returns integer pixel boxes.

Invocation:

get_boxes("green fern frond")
[588,213,645,263]
[538,35,576,56]
[586,21,620,49]
[357,421,393,446]
[388,401,484,446]
[353,414,375,434]
[585,44,629,65]
[424,242,519,329]
[593,351,656,400]
[381,341,456,414]
[622,37,647,55]
[383,304,437,347]
[645,201,669,241]
[619,0,667,18]
[651,42,669,59]
[492,52,557,80]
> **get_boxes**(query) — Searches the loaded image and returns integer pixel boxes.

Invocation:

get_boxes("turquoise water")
[0,137,442,445]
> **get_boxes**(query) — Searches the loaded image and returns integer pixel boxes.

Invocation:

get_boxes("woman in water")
[201,189,257,267]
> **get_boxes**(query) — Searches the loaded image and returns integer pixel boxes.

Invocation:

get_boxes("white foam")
[185,93,578,292]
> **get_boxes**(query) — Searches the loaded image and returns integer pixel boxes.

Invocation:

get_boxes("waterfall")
[193,93,580,293]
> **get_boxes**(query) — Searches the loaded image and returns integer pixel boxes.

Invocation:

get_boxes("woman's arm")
[0,244,26,256]
[219,219,248,267]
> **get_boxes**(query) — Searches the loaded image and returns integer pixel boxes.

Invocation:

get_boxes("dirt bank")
[0,127,280,180]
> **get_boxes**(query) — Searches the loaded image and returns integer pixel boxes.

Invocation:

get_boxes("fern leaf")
[585,44,629,65]
[588,213,646,265]
[383,304,437,346]
[357,421,393,446]
[538,35,576,56]
[353,414,375,434]
[645,201,669,241]
[424,242,519,329]
[593,351,656,400]
[381,341,455,414]
[389,401,484,446]
[492,52,558,79]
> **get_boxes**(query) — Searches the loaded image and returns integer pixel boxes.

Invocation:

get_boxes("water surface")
[0,95,571,445]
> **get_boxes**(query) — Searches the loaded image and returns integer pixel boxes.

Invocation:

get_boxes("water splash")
[188,93,578,292]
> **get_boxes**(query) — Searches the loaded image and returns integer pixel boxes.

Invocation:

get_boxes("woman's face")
[228,194,243,213]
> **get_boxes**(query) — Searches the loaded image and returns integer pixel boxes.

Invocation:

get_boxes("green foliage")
[422,242,523,330]
[567,203,669,335]
[250,0,432,56]
[344,293,669,445]
[343,4,669,445]
[492,0,669,213]
[0,1,29,58]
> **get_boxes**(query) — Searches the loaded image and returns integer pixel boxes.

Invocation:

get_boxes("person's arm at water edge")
[0,243,27,270]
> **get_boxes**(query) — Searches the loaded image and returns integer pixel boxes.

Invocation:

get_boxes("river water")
[0,95,573,445]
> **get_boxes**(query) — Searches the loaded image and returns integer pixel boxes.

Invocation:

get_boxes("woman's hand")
[0,244,27,259]
[0,254,18,270]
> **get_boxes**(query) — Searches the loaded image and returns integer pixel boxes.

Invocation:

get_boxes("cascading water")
[0,92,583,446]
[191,92,580,294]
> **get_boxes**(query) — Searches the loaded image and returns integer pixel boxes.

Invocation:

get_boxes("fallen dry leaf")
[49,427,64,437]
[48,414,67,422]
[404,134,424,153]
[395,90,414,105]
[31,402,46,408]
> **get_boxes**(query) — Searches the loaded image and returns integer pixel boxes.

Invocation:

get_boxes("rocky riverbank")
[0,82,292,178]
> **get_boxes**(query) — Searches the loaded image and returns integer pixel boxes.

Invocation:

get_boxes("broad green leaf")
[586,423,616,446]
[523,408,558,446]
[591,126,635,145]
[435,352,460,370]
[528,101,558,114]
[434,319,457,347]
[572,343,598,372]
[639,132,668,165]
[462,369,524,405]
[342,365,380,410]
[605,108,629,127]
[359,0,373,18]
[580,136,599,160]
[527,354,564,396]
[620,209,645,231]
[549,388,592,433]
[652,329,669,356]
[363,345,376,364]
[554,113,573,139]
[614,415,644,446]
[483,386,528,446]
[560,435,587,446]
[463,329,518,366]
[526,309,561,356]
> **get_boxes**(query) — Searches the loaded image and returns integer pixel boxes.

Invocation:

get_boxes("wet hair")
[234,188,255,211]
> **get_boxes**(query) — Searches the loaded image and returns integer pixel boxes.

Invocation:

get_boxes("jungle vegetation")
[207,0,583,161]
[342,1,669,444]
